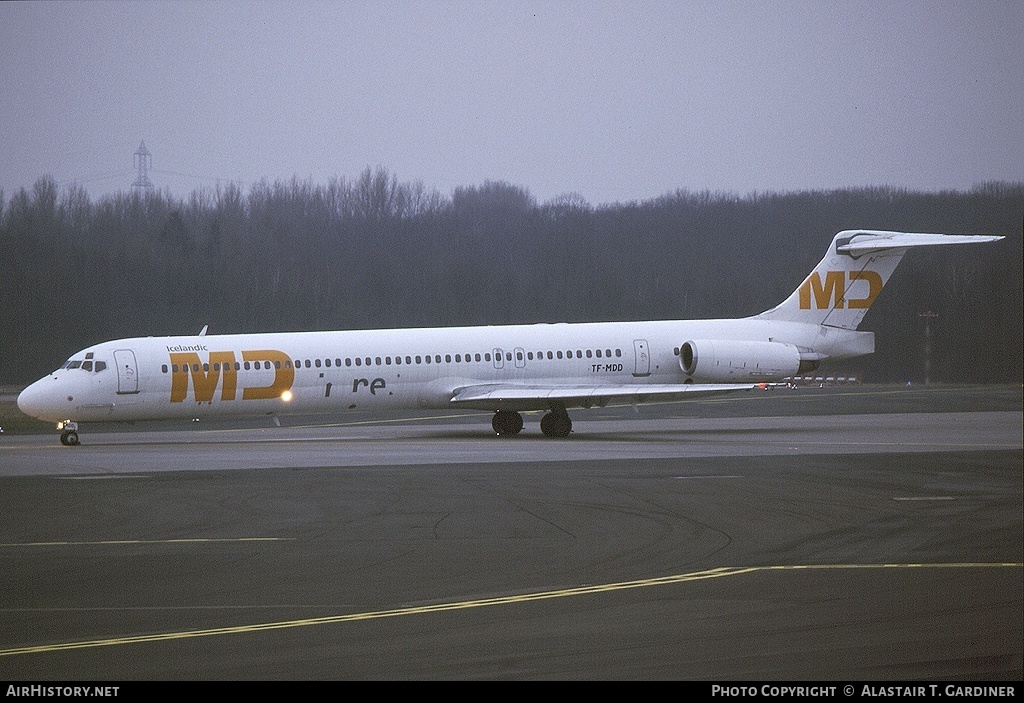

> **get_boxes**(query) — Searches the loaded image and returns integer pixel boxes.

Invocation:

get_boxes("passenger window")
[556,351,563,359]
[485,353,491,362]
[355,358,362,366]
[315,359,322,368]
[345,358,352,367]
[475,353,482,362]
[415,356,422,364]
[375,357,381,366]
[516,351,523,361]
[445,354,452,363]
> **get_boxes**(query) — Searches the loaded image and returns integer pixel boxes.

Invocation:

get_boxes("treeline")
[0,170,1021,385]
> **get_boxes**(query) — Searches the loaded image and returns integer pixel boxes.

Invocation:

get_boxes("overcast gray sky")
[2,0,1022,205]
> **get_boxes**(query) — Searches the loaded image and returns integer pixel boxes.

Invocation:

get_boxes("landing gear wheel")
[60,430,80,446]
[491,410,524,436]
[540,410,572,438]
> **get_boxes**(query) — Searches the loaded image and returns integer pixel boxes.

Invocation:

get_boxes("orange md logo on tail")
[798,270,883,310]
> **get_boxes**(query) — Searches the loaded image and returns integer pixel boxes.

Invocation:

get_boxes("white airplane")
[18,229,1002,445]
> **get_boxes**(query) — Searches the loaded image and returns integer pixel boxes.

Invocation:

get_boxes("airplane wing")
[450,382,771,411]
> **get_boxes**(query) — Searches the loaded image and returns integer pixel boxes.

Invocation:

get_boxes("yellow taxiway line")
[1,562,1019,657]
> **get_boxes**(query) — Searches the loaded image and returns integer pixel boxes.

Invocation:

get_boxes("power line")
[61,170,135,187]
[150,168,254,188]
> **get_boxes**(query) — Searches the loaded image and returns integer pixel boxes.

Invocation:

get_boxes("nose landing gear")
[59,421,80,446]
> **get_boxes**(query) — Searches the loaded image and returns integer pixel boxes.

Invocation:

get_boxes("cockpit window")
[61,358,107,372]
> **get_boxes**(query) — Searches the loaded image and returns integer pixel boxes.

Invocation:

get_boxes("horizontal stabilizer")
[836,230,1004,256]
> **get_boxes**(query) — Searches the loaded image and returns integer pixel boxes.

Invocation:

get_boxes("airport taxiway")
[0,385,1020,679]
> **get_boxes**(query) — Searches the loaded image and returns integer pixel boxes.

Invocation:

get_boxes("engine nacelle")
[679,339,804,382]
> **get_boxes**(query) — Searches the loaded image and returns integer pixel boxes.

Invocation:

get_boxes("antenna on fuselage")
[198,325,208,336]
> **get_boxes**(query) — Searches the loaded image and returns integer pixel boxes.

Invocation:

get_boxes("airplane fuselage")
[19,317,869,424]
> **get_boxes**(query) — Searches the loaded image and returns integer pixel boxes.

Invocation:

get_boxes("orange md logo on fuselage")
[798,270,883,310]
[169,349,294,402]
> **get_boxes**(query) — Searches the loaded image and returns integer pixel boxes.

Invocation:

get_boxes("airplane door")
[632,339,651,377]
[114,349,140,394]
[514,347,526,369]
[493,348,504,370]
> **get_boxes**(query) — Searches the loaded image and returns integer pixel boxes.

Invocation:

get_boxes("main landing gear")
[491,410,523,436]
[540,408,572,438]
[490,408,573,438]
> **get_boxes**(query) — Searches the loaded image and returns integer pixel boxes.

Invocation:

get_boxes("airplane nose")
[17,378,62,422]
[17,381,43,418]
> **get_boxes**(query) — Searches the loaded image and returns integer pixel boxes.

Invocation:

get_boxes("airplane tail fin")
[755,230,1004,330]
